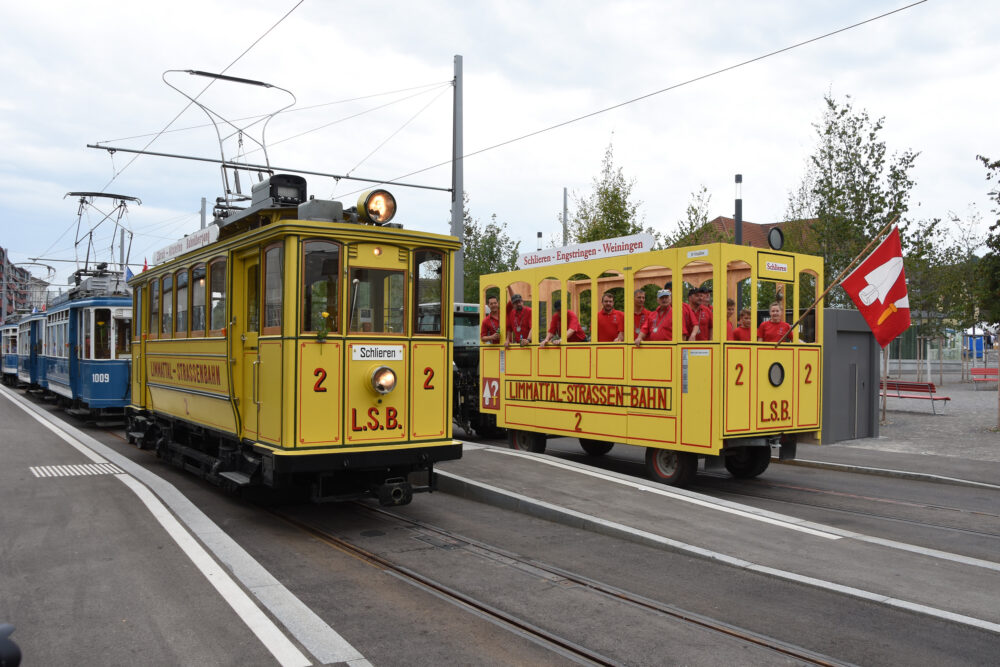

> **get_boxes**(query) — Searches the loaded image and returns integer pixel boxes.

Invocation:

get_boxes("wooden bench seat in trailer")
[970,367,999,389]
[880,380,951,414]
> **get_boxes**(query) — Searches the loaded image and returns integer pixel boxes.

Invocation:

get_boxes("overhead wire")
[340,0,929,196]
[37,0,305,264]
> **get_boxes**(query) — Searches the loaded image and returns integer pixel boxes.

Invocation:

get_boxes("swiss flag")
[841,226,911,348]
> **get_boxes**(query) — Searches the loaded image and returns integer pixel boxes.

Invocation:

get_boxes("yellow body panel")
[143,339,237,433]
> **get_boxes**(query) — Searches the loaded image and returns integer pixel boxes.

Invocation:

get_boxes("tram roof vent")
[297,198,344,223]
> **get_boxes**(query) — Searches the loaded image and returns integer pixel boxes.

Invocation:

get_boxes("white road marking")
[441,469,1000,635]
[30,463,123,477]
[2,384,372,667]
[486,447,841,539]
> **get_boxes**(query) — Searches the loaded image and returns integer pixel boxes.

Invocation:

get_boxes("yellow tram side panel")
[142,338,238,434]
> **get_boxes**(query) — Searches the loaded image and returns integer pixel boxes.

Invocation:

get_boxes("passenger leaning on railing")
[635,289,689,346]
[541,299,586,347]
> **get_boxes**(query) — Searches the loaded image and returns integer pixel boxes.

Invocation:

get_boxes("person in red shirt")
[541,299,586,346]
[632,288,652,341]
[682,288,700,341]
[480,295,501,343]
[636,289,689,345]
[695,286,713,341]
[504,292,532,347]
[732,308,753,341]
[758,302,792,343]
[596,291,624,342]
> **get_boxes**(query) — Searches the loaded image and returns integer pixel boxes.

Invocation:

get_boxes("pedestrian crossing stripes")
[30,463,124,477]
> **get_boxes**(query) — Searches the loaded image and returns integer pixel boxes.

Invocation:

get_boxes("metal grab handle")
[252,359,260,406]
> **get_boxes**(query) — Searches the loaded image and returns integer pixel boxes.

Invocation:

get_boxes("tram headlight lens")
[371,366,397,394]
[768,362,785,387]
[358,189,397,225]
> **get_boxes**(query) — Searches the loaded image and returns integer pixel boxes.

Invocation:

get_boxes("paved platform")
[437,380,1000,636]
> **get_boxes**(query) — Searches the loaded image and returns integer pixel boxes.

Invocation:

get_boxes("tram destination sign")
[517,233,655,269]
[152,226,219,265]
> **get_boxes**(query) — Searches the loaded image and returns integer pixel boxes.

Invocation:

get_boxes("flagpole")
[881,343,889,425]
[774,216,899,347]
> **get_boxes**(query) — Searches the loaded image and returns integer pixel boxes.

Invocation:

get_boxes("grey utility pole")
[562,187,568,246]
[200,197,207,229]
[734,174,743,246]
[450,55,465,303]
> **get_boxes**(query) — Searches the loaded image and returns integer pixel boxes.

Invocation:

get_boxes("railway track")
[274,502,849,667]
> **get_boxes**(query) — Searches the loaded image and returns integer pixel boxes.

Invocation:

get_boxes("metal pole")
[734,174,743,246]
[201,197,207,229]
[119,229,125,272]
[562,187,568,246]
[450,55,465,303]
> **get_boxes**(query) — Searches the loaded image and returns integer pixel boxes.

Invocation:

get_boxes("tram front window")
[94,309,111,359]
[115,317,131,358]
[349,268,405,334]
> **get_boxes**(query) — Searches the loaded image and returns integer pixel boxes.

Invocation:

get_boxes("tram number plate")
[482,377,500,410]
[92,373,110,383]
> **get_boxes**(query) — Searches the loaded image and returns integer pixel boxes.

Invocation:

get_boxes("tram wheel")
[644,448,697,486]
[508,429,546,453]
[723,447,771,479]
[579,439,614,456]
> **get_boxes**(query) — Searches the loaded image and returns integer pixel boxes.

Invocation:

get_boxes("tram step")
[219,471,252,486]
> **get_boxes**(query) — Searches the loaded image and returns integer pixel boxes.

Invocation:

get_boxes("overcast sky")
[1,0,997,286]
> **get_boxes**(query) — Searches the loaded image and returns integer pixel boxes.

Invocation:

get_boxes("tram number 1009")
[91,373,111,383]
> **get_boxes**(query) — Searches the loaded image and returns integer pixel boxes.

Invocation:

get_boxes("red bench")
[971,367,999,389]
[880,380,950,414]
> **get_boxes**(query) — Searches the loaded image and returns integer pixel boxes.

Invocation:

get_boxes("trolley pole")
[450,55,465,303]
[734,174,743,246]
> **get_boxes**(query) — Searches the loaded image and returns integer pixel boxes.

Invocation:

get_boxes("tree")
[460,193,520,303]
[570,143,650,243]
[785,94,919,306]
[664,185,732,247]
[976,155,1000,325]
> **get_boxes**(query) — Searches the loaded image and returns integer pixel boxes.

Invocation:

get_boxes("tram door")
[234,250,260,438]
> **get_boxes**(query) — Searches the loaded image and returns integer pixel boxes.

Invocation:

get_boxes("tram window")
[209,259,226,334]
[149,280,159,339]
[798,271,818,343]
[95,309,111,359]
[569,273,592,342]
[349,268,405,334]
[414,249,444,335]
[247,264,260,333]
[504,281,532,345]
[302,240,340,334]
[161,275,173,336]
[633,265,673,342]
[175,269,188,337]
[191,265,206,336]
[114,318,131,358]
[81,311,92,359]
[134,286,143,336]
[263,244,283,335]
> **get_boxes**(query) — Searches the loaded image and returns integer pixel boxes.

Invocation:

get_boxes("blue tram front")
[17,313,46,389]
[1,322,18,386]
[45,275,132,416]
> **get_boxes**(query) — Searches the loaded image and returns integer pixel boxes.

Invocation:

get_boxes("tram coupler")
[375,477,413,506]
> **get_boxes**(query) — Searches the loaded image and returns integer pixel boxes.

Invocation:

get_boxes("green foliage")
[976,155,1000,324]
[571,143,657,244]
[785,94,919,306]
[665,185,732,247]
[460,193,520,303]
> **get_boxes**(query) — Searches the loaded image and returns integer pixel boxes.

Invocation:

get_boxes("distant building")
[0,246,33,322]
[702,216,816,249]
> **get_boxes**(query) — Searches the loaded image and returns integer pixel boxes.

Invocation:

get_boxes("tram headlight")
[768,362,785,387]
[370,366,397,394]
[358,189,397,225]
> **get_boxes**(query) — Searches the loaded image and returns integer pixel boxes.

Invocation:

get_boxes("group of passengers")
[480,285,791,346]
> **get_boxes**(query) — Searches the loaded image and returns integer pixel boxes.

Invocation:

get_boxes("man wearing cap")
[682,288,701,341]
[695,285,713,341]
[541,299,586,347]
[505,291,532,347]
[480,295,501,344]
[596,291,625,342]
[636,289,688,345]
[632,288,652,341]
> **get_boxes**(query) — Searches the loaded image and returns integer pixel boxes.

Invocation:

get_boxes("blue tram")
[1,322,18,386]
[17,313,47,389]
[44,274,132,416]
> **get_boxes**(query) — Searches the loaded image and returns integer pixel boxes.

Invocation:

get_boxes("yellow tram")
[478,239,823,485]
[127,175,462,505]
